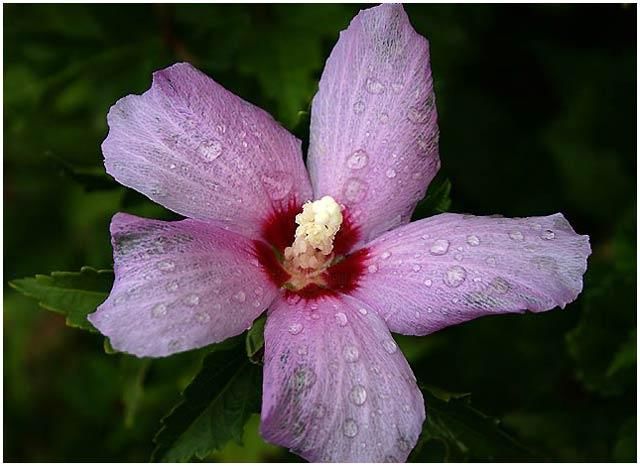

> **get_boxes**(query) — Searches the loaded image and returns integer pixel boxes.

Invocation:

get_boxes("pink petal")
[352,213,591,335]
[260,294,424,462]
[103,62,312,237]
[307,4,440,242]
[88,213,279,357]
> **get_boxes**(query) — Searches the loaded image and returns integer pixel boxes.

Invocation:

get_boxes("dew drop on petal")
[343,345,360,363]
[343,418,359,438]
[412,264,421,272]
[381,251,392,259]
[358,307,368,316]
[288,323,303,335]
[466,235,480,246]
[365,77,385,94]
[353,100,365,114]
[233,291,246,302]
[151,303,167,318]
[334,312,348,327]
[349,385,367,406]
[195,311,210,323]
[157,260,175,272]
[541,229,555,240]
[347,149,369,170]
[383,339,398,354]
[444,265,467,288]
[199,139,223,161]
[430,239,450,255]
[368,264,378,273]
[385,168,397,179]
[343,177,368,203]
[166,280,179,292]
[509,230,524,241]
[486,256,497,266]
[423,278,432,287]
[185,294,200,306]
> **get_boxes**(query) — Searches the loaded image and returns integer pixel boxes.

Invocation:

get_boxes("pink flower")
[88,4,590,462]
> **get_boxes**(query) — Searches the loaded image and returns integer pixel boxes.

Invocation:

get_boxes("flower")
[88,3,591,462]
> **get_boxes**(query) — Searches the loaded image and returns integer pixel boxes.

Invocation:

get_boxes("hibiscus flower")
[88,4,590,462]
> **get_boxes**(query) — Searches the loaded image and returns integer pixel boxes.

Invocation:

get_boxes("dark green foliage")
[152,341,262,462]
[9,267,113,331]
[4,3,635,462]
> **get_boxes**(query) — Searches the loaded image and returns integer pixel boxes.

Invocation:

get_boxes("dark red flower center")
[254,199,368,300]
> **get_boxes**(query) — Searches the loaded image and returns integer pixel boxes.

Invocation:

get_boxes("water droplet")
[385,168,396,178]
[297,345,308,356]
[541,229,555,240]
[486,256,497,266]
[195,311,210,323]
[157,260,175,272]
[490,277,510,294]
[430,239,450,255]
[423,278,432,287]
[444,265,467,288]
[379,111,389,124]
[466,235,480,246]
[381,251,392,259]
[353,100,365,114]
[412,264,421,272]
[334,312,348,327]
[151,303,167,318]
[365,77,385,94]
[166,280,179,292]
[383,339,398,354]
[343,177,368,203]
[509,230,524,241]
[199,139,223,161]
[343,345,359,363]
[454,253,463,261]
[343,418,359,438]
[184,294,200,306]
[368,264,378,273]
[349,385,367,406]
[358,307,368,315]
[261,171,292,200]
[347,149,369,170]
[407,105,429,124]
[288,323,303,335]
[233,291,246,302]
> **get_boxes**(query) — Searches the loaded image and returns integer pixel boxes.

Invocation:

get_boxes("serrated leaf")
[410,387,533,462]
[9,267,113,332]
[412,175,452,220]
[152,342,262,462]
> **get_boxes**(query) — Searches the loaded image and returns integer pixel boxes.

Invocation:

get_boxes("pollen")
[284,196,343,277]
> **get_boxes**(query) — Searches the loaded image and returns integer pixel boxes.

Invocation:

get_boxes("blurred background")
[4,3,636,462]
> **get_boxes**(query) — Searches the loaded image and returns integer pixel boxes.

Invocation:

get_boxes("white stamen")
[284,196,343,271]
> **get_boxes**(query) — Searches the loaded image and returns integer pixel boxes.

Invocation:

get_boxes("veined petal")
[260,294,424,462]
[352,213,591,335]
[308,4,440,243]
[103,62,312,238]
[88,213,279,357]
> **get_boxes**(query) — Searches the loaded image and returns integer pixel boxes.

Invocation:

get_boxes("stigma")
[283,196,343,287]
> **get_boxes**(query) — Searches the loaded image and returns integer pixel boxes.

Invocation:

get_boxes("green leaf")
[412,175,452,220]
[410,387,533,461]
[152,342,262,462]
[245,314,266,363]
[52,155,120,192]
[9,266,113,332]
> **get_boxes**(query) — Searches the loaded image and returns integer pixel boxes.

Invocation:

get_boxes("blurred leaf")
[9,267,113,332]
[411,387,533,461]
[152,342,262,462]
[412,175,452,220]
[245,314,266,363]
[121,357,151,428]
[51,154,120,192]
[612,417,636,462]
